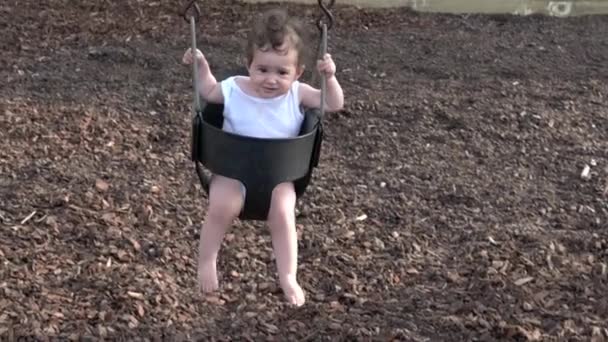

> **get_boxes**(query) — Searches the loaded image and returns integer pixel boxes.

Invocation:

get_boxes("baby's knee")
[270,182,296,216]
[272,182,295,198]
[207,202,240,223]
[207,180,244,222]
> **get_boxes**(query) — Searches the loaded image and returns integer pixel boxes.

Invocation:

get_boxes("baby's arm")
[300,54,344,112]
[182,48,224,104]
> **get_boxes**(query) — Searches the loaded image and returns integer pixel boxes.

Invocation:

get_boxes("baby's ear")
[296,65,305,79]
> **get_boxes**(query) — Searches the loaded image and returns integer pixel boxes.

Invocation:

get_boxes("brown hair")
[246,9,310,68]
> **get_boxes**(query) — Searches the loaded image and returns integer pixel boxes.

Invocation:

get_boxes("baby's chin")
[256,87,287,98]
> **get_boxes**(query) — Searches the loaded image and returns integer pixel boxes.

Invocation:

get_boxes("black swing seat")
[191,102,323,220]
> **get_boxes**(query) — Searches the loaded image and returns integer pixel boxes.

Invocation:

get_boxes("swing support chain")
[182,0,203,112]
[181,0,211,191]
[317,0,335,118]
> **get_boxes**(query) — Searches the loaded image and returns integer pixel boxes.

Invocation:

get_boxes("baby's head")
[245,9,309,98]
[246,9,308,68]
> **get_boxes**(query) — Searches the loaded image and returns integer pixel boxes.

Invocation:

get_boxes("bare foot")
[280,276,305,306]
[198,259,219,293]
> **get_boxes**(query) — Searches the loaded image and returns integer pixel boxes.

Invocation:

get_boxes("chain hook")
[181,0,201,23]
[316,0,335,32]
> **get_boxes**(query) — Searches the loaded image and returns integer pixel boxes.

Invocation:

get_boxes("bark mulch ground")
[1,0,608,340]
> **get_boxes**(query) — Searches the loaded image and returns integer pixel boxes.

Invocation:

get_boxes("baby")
[183,8,344,306]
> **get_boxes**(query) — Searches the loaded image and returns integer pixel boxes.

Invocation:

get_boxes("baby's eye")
[279,70,289,76]
[258,67,268,73]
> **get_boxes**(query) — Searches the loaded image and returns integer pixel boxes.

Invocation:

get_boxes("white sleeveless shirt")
[220,76,304,139]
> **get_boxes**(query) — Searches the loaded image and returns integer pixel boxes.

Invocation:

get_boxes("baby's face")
[247,44,303,98]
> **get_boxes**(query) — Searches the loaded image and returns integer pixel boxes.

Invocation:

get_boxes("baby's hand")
[182,48,206,65]
[317,53,336,79]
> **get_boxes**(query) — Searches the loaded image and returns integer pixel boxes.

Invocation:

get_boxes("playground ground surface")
[1,0,607,340]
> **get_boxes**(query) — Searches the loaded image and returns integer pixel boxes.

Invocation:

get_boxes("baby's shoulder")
[231,76,252,90]
[296,81,317,95]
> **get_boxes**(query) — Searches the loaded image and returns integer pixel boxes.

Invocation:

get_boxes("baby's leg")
[198,175,244,293]
[267,182,305,306]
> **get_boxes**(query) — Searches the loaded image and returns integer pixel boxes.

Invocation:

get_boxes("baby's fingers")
[182,50,193,64]
[318,60,334,71]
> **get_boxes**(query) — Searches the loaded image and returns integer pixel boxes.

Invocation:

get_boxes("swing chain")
[181,0,202,111]
[181,0,201,23]
[316,0,335,32]
[317,0,335,118]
